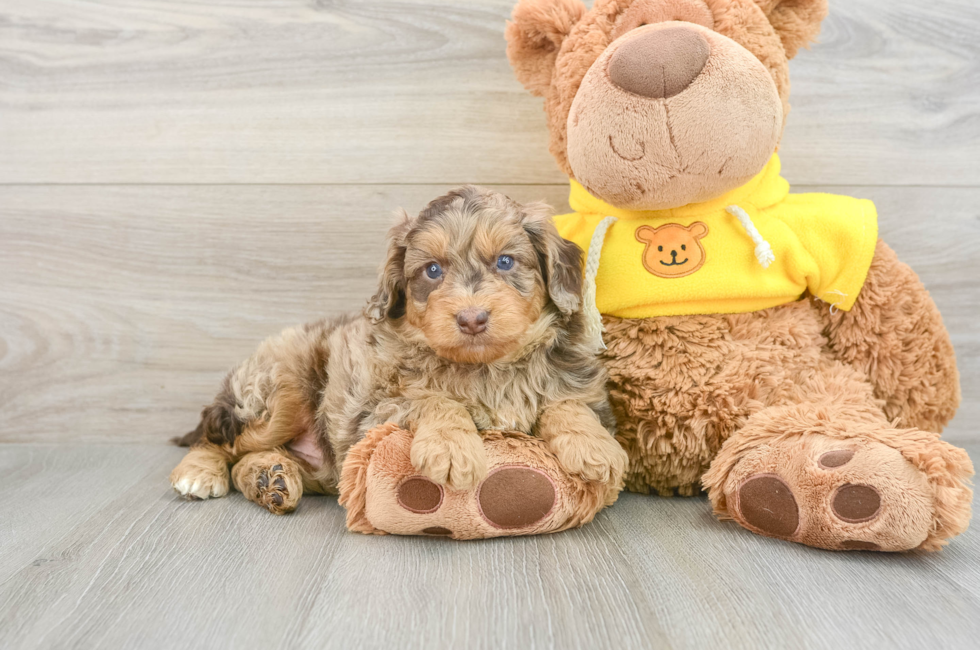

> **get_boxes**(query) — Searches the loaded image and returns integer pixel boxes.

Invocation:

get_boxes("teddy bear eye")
[425,262,443,279]
[681,244,687,251]
[658,245,663,252]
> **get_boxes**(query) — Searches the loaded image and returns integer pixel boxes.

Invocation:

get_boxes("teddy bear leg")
[818,240,961,433]
[702,401,973,551]
[339,424,617,539]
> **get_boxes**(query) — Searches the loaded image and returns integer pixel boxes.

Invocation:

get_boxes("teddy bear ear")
[755,0,829,59]
[505,0,587,97]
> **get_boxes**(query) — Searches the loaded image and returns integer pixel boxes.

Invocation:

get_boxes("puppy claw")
[246,462,300,515]
[411,430,488,491]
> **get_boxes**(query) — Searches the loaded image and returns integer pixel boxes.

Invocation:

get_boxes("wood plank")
[779,0,980,187]
[0,184,562,444]
[0,183,977,443]
[0,443,977,649]
[0,0,977,186]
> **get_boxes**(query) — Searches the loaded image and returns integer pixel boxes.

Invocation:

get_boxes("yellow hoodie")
[554,155,878,318]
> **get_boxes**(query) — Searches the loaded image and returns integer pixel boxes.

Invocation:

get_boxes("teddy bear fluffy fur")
[506,0,972,551]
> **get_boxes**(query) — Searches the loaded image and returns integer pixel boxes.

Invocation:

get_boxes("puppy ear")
[754,0,828,59]
[367,209,412,323]
[506,0,587,97]
[522,202,583,315]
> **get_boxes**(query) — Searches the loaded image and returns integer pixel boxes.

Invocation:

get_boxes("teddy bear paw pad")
[735,474,799,538]
[422,527,453,536]
[342,426,616,539]
[831,484,881,523]
[817,450,854,468]
[397,477,443,513]
[477,466,556,529]
[723,436,936,552]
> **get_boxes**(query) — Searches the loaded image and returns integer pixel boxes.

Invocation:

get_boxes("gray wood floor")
[1,0,978,648]
[1,443,978,650]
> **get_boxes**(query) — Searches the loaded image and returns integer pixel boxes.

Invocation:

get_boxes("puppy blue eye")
[496,255,515,271]
[425,262,442,279]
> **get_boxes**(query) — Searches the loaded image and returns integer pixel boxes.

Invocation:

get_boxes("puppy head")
[368,186,583,364]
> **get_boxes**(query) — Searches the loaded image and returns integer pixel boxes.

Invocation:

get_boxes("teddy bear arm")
[818,239,960,432]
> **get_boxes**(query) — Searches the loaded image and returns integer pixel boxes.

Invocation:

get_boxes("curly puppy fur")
[170,186,627,513]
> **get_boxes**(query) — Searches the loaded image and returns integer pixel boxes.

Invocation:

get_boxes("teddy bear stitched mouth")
[608,134,646,162]
[661,257,688,266]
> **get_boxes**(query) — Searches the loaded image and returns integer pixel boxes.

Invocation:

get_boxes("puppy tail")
[171,423,204,447]
[171,382,244,448]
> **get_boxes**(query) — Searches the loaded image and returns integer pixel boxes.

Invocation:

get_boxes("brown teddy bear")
[506,0,973,551]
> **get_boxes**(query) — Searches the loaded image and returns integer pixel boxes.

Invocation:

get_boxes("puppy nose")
[607,25,710,99]
[456,308,489,335]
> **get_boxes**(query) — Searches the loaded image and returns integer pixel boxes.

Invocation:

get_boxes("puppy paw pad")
[256,468,291,514]
[831,484,881,523]
[818,450,854,469]
[477,467,555,529]
[397,477,444,514]
[737,474,799,538]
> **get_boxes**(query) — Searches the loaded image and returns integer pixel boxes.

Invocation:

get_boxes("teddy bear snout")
[607,24,709,99]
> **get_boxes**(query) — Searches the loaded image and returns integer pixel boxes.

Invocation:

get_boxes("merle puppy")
[170,186,627,514]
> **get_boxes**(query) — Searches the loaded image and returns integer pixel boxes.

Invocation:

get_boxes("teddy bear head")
[506,0,827,211]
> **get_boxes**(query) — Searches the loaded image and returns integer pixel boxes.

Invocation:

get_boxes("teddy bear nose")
[456,308,489,335]
[607,24,710,99]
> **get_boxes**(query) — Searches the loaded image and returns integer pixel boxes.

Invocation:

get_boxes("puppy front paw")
[410,429,488,491]
[549,432,628,485]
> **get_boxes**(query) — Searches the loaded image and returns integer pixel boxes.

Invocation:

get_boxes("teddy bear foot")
[338,424,622,539]
[703,407,974,552]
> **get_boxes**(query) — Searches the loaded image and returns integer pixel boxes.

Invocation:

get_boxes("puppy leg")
[538,401,628,485]
[231,449,307,515]
[170,444,232,500]
[409,397,487,491]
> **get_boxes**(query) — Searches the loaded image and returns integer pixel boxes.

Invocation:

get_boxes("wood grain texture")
[0,443,977,650]
[0,0,978,186]
[1,1,978,648]
[1,183,977,444]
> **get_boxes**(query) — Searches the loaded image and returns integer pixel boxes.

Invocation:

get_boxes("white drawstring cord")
[583,216,618,351]
[823,289,848,315]
[726,205,774,268]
